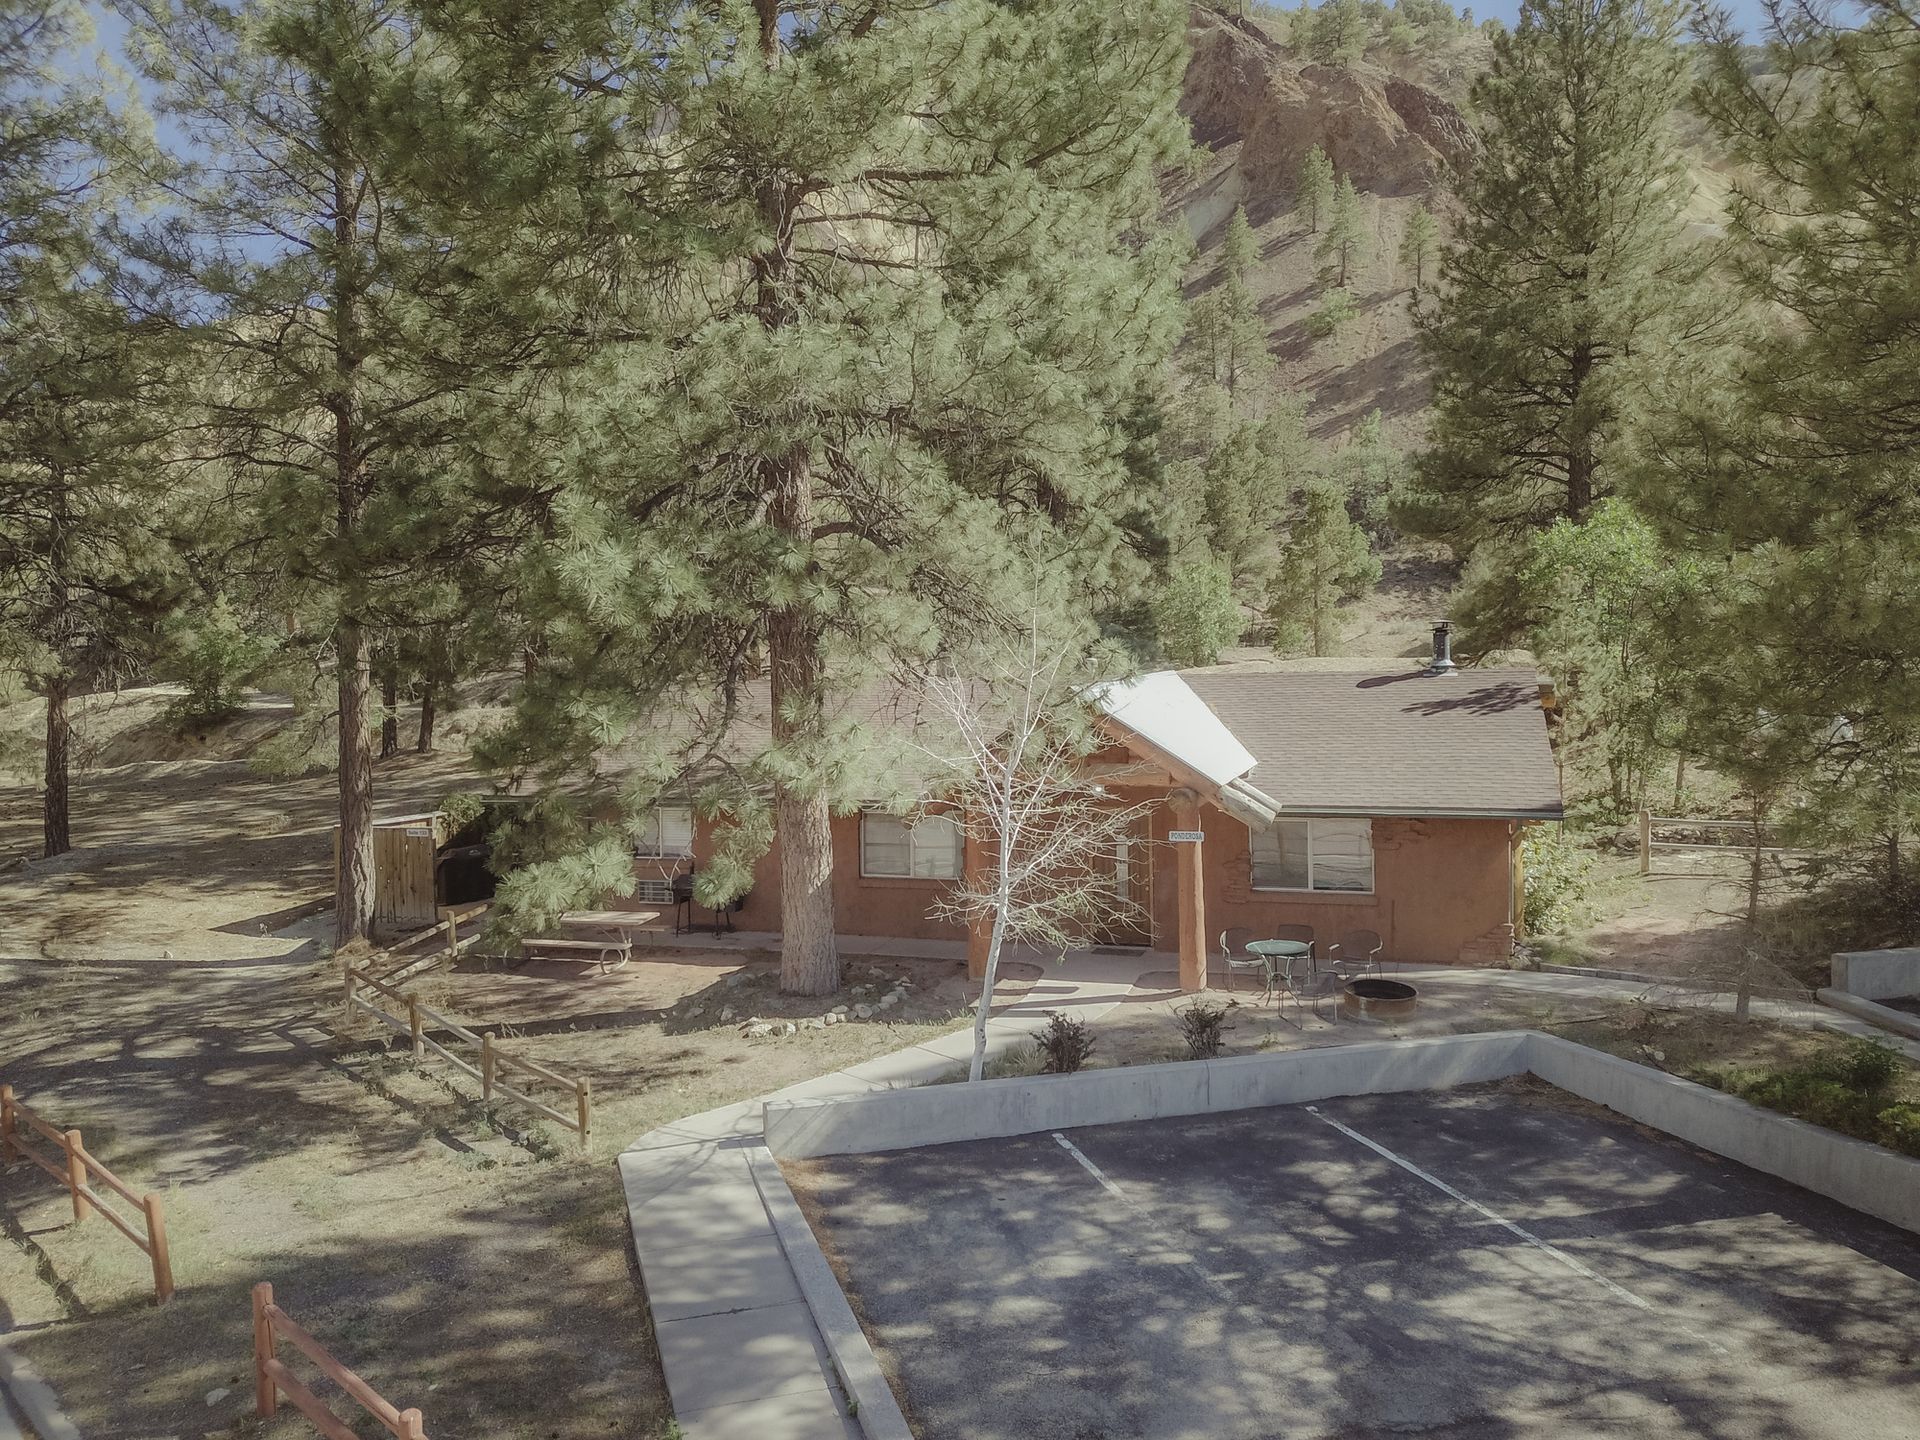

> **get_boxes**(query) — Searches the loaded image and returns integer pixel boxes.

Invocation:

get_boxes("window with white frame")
[632,805,695,857]
[861,812,962,879]
[1249,818,1373,893]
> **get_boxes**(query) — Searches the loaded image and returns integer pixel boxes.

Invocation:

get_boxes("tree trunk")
[768,448,840,996]
[330,145,375,949]
[969,902,1011,1083]
[379,663,399,759]
[755,0,838,996]
[42,673,71,859]
[336,621,376,946]
[416,680,435,753]
[1566,343,1595,519]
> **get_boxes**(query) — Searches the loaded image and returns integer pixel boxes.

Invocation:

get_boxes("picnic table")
[520,910,662,973]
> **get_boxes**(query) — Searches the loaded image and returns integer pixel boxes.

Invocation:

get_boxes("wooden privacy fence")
[1638,810,1804,878]
[0,1084,173,1304]
[253,1282,427,1439]
[342,967,592,1151]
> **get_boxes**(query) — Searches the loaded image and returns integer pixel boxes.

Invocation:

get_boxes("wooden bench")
[520,935,632,974]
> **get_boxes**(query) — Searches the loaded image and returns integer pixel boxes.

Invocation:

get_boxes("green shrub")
[1521,829,1597,934]
[1807,1038,1902,1094]
[1877,1103,1920,1157]
[1307,286,1357,338]
[160,595,274,730]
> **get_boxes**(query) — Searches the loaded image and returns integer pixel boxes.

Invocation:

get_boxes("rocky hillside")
[1171,8,1485,447]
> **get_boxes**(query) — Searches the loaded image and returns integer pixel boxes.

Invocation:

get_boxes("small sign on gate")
[1169,830,1204,843]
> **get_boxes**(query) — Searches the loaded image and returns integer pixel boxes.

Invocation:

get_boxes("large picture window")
[861,812,962,879]
[1249,819,1373,893]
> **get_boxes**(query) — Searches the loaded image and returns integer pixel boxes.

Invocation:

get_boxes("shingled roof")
[1175,660,1564,820]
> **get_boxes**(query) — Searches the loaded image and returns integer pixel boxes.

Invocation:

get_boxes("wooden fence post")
[144,1194,174,1304]
[480,1035,494,1101]
[1,1083,15,1163]
[1638,809,1652,877]
[444,914,458,958]
[408,996,423,1060]
[576,1079,592,1153]
[399,1407,427,1439]
[253,1281,278,1418]
[64,1129,88,1223]
[343,968,355,1021]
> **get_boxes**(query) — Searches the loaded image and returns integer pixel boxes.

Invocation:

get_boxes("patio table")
[1243,938,1313,1002]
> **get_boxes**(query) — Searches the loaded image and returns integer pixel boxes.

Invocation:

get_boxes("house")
[621,631,1564,990]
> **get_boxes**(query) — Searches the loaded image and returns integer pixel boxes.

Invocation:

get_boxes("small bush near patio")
[1521,828,1598,934]
[1177,999,1237,1058]
[1037,1011,1096,1074]
[1692,1038,1920,1158]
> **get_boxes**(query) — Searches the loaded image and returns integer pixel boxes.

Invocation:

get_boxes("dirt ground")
[0,944,1004,1439]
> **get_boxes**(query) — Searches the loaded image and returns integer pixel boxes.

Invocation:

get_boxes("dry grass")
[0,946,991,1439]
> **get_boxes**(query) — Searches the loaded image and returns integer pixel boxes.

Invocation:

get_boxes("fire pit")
[1340,977,1418,1022]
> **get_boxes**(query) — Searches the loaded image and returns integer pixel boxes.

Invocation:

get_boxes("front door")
[1090,812,1154,948]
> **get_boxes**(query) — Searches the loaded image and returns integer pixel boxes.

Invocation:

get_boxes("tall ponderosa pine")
[1186,205,1275,401]
[0,1,174,857]
[1268,479,1379,656]
[1299,144,1335,232]
[1315,175,1367,287]
[1644,0,1920,875]
[1398,204,1438,291]
[473,0,1191,995]
[124,0,552,944]
[1398,0,1698,580]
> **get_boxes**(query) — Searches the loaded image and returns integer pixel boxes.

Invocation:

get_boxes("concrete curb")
[1816,988,1920,1043]
[747,1149,913,1440]
[0,1337,80,1440]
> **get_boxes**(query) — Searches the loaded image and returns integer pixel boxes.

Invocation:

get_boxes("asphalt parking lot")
[788,1080,1920,1439]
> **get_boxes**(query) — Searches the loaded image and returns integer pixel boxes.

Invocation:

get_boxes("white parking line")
[1306,1104,1659,1312]
[1051,1132,1238,1303]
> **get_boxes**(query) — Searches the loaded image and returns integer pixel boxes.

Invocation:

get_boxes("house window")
[1249,819,1373,893]
[861,812,962,879]
[633,805,695,858]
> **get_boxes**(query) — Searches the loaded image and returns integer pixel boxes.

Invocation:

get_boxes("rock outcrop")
[1179,8,1474,209]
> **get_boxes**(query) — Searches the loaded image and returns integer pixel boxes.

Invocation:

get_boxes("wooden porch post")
[1171,790,1207,993]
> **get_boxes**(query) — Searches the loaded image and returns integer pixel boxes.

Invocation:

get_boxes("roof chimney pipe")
[1427,620,1457,676]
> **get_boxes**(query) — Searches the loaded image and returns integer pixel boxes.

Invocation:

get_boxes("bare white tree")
[914,619,1154,1081]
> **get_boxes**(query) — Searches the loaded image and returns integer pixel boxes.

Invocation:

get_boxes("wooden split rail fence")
[342,967,593,1151]
[1637,810,1807,878]
[254,1282,427,1439]
[0,1084,173,1303]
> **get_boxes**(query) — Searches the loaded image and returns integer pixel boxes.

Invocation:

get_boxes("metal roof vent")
[1426,621,1457,676]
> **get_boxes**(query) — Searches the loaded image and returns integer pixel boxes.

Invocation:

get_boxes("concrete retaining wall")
[1817,988,1920,1042]
[763,1031,1533,1159]
[1524,1033,1920,1235]
[1831,948,1920,1001]
[766,1028,1920,1239]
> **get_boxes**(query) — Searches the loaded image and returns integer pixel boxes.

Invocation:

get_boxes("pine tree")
[1643,0,1920,862]
[462,0,1192,994]
[1268,480,1380,656]
[0,1,176,858]
[1299,144,1335,233]
[1316,175,1368,287]
[122,0,558,945]
[1397,0,1699,568]
[1306,0,1370,65]
[1221,204,1260,282]
[1398,205,1438,291]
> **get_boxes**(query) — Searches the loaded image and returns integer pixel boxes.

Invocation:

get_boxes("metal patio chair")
[1328,928,1384,981]
[1269,924,1317,970]
[1220,927,1268,1000]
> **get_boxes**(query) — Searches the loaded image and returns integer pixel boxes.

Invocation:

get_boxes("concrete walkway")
[620,950,1918,1439]
[617,945,1152,1440]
